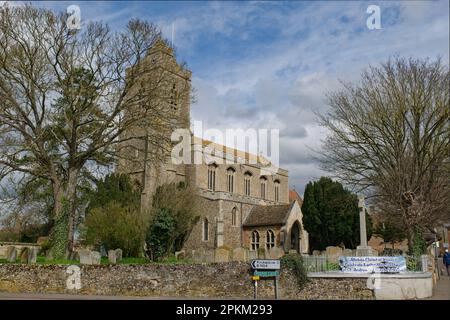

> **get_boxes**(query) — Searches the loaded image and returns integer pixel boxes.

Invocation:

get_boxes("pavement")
[429,275,450,300]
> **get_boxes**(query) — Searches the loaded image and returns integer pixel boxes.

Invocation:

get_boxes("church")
[117,39,309,256]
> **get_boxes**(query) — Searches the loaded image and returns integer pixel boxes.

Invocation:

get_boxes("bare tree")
[0,5,188,258]
[319,57,450,251]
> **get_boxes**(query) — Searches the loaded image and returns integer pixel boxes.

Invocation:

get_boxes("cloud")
[24,1,450,196]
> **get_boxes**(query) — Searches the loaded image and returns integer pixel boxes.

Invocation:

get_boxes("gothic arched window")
[251,230,260,250]
[207,164,217,191]
[274,179,280,202]
[227,167,235,193]
[203,218,209,241]
[231,207,238,226]
[260,176,267,199]
[244,172,252,196]
[266,230,275,250]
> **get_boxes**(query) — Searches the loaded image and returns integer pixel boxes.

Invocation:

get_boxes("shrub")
[410,229,427,256]
[83,201,148,257]
[87,173,140,211]
[145,183,200,260]
[0,231,21,242]
[280,253,308,288]
[145,208,175,260]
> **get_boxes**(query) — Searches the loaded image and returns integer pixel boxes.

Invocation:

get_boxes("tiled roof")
[289,189,303,206]
[192,136,270,165]
[243,203,294,227]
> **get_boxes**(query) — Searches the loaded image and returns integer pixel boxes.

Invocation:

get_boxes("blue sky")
[13,1,450,194]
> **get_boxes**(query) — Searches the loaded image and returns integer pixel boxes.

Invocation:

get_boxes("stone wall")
[0,262,373,299]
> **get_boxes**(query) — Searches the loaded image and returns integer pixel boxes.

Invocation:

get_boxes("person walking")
[443,249,450,276]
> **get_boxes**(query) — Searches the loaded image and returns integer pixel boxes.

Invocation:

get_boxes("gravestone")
[20,247,30,264]
[108,250,117,264]
[312,250,321,256]
[326,246,343,263]
[6,246,17,263]
[115,249,123,262]
[203,250,215,263]
[192,250,203,263]
[100,246,107,257]
[79,249,93,265]
[232,247,248,262]
[248,250,258,260]
[214,247,231,263]
[343,249,353,256]
[186,249,195,260]
[36,236,48,246]
[69,250,79,261]
[175,250,185,260]
[267,247,284,259]
[28,247,38,264]
[91,251,101,265]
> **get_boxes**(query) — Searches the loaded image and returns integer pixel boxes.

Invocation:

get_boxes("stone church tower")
[117,39,191,211]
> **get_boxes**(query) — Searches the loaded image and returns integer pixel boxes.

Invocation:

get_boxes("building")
[118,39,309,255]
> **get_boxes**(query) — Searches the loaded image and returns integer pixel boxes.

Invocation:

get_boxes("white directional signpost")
[251,259,281,299]
[251,259,280,270]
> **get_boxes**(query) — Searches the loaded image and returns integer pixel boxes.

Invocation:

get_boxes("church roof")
[289,189,303,206]
[192,136,271,166]
[243,202,295,227]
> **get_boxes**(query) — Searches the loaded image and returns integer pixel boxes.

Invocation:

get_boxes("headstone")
[69,250,79,261]
[267,247,284,259]
[326,246,343,263]
[232,247,249,262]
[6,246,17,263]
[312,250,321,256]
[91,251,101,265]
[36,236,48,246]
[343,249,353,256]
[203,250,215,263]
[192,250,203,263]
[20,247,30,264]
[175,250,185,260]
[248,250,258,260]
[79,249,93,265]
[28,247,38,264]
[114,249,123,262]
[108,250,117,264]
[186,249,195,260]
[214,247,231,263]
[100,245,107,257]
[356,246,376,257]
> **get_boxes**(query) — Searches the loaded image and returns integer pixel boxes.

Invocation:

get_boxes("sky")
[5,0,450,195]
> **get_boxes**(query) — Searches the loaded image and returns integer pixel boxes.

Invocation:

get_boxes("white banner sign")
[339,256,406,273]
